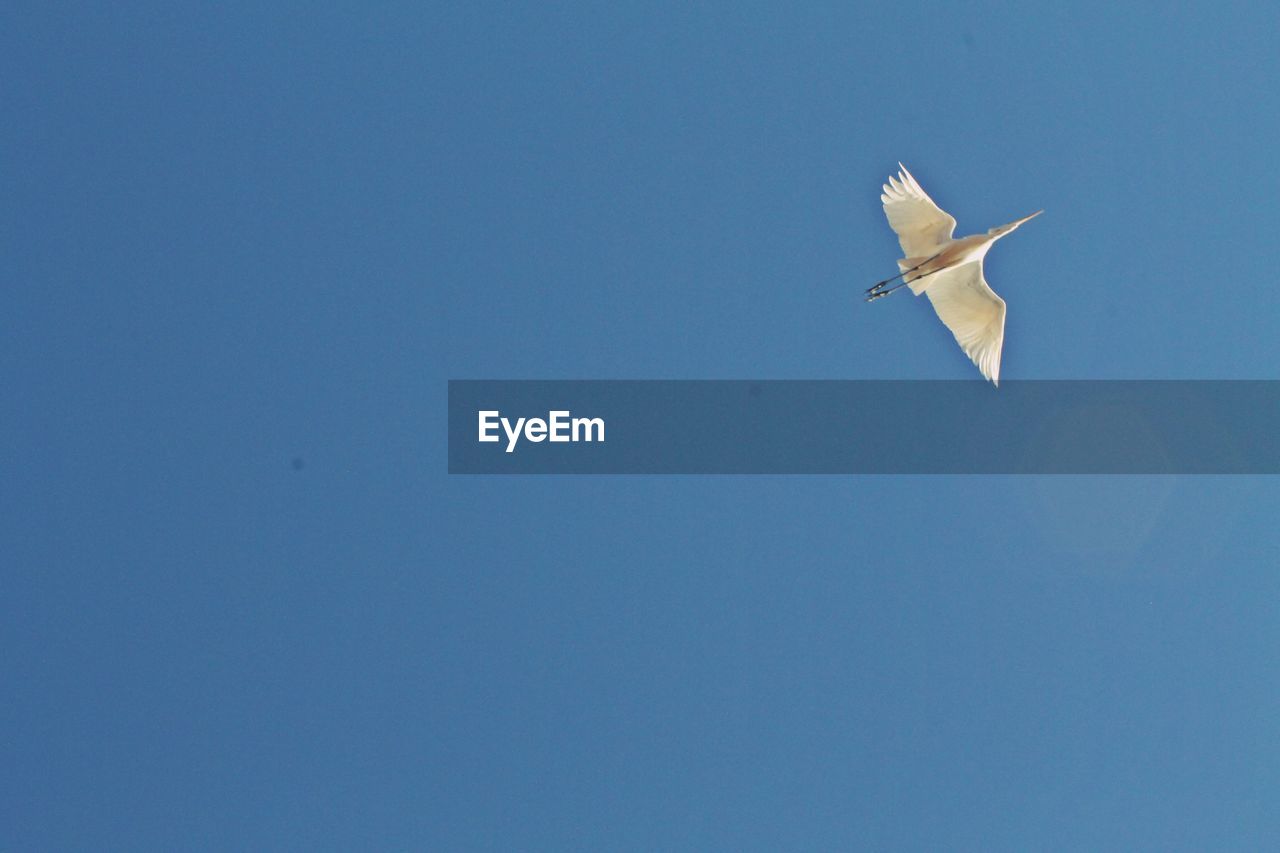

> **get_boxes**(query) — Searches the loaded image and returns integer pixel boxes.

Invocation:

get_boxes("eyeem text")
[478,410,605,453]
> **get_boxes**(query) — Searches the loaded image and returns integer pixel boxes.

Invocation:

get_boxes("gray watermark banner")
[448,381,1279,474]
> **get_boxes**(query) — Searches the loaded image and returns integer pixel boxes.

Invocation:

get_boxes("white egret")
[867,163,1041,386]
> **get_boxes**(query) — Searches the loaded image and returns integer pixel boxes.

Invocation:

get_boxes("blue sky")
[3,2,1279,849]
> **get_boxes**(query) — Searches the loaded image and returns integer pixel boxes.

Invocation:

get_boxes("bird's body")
[867,164,1041,386]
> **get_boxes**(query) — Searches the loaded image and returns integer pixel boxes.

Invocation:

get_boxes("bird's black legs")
[865,252,940,301]
[865,281,910,301]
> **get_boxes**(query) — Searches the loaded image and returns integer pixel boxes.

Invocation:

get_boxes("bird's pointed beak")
[992,209,1043,237]
[1011,210,1043,228]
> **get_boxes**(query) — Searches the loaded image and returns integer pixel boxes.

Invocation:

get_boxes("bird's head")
[988,209,1043,239]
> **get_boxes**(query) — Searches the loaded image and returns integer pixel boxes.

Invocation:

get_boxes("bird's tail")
[898,257,932,295]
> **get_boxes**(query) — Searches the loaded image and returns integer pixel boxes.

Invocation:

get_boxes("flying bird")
[867,164,1041,386]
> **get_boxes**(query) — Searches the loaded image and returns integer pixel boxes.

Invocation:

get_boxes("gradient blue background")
[4,3,1278,849]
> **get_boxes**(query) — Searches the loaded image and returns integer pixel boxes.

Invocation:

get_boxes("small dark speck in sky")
[291,457,305,471]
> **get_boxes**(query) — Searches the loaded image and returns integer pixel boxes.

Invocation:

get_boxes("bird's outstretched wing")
[922,261,1006,385]
[881,163,957,257]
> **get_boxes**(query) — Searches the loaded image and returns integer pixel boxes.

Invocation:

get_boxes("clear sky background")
[4,2,1279,849]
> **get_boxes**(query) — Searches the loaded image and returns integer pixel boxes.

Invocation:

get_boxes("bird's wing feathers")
[922,262,1006,385]
[881,163,957,257]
